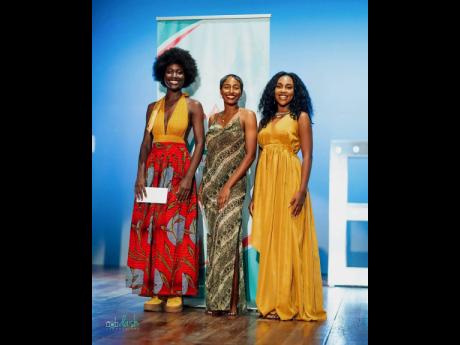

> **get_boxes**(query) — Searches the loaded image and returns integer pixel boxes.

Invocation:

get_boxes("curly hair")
[258,72,313,129]
[219,74,244,92]
[153,47,198,88]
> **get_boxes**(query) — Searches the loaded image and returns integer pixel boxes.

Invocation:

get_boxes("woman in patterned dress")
[126,47,205,313]
[199,74,257,316]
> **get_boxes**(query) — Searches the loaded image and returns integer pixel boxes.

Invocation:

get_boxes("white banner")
[156,14,270,304]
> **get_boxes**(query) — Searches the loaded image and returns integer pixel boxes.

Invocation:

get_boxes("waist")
[153,135,185,144]
[151,141,187,150]
[261,143,297,153]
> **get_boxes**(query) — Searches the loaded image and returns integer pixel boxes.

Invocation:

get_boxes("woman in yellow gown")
[249,72,326,321]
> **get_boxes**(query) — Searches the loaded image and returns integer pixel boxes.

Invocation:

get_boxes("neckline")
[215,110,241,130]
[269,113,289,127]
[162,94,183,134]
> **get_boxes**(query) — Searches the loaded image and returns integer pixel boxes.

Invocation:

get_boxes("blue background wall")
[92,0,368,272]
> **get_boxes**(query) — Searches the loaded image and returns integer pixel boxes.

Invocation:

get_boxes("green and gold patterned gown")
[200,113,247,313]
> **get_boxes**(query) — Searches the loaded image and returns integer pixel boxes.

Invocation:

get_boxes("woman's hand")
[248,199,254,217]
[135,176,147,201]
[217,184,231,210]
[177,176,193,202]
[289,191,307,217]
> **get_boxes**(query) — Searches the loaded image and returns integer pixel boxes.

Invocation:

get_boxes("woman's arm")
[289,111,313,216]
[197,113,215,203]
[217,110,258,209]
[135,102,155,201]
[176,99,205,202]
[248,143,261,217]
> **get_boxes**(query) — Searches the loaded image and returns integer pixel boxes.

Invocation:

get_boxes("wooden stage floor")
[92,266,368,345]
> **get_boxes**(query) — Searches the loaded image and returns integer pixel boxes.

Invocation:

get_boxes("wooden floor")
[92,266,368,345]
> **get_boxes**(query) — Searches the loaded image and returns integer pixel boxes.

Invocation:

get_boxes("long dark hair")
[258,71,313,129]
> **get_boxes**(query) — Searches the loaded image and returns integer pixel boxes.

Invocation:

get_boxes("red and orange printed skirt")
[126,142,199,297]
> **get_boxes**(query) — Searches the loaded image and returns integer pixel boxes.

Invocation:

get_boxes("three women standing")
[126,52,325,321]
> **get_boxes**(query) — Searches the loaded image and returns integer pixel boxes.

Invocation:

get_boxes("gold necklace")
[274,110,290,118]
[219,109,239,125]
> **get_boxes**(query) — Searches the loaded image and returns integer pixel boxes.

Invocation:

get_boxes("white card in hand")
[136,187,168,204]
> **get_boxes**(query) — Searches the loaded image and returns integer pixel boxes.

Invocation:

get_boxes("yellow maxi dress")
[251,115,327,321]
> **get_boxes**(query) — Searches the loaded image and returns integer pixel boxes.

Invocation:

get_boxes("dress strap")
[146,97,165,133]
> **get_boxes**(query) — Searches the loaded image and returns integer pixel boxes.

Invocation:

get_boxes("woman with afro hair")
[126,47,205,313]
[249,72,326,321]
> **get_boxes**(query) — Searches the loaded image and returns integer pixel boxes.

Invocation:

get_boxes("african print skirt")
[126,142,199,297]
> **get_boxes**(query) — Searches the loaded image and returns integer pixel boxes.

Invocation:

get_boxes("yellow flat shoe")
[144,296,164,312]
[164,296,183,313]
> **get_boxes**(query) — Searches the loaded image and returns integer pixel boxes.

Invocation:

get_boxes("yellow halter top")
[146,93,189,144]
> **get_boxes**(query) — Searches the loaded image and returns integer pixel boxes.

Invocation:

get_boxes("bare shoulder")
[186,98,204,119]
[299,111,311,121]
[186,97,203,109]
[239,108,257,121]
[208,113,217,126]
[147,101,156,110]
[145,101,156,121]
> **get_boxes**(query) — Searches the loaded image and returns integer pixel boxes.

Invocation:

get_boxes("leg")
[228,238,240,316]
